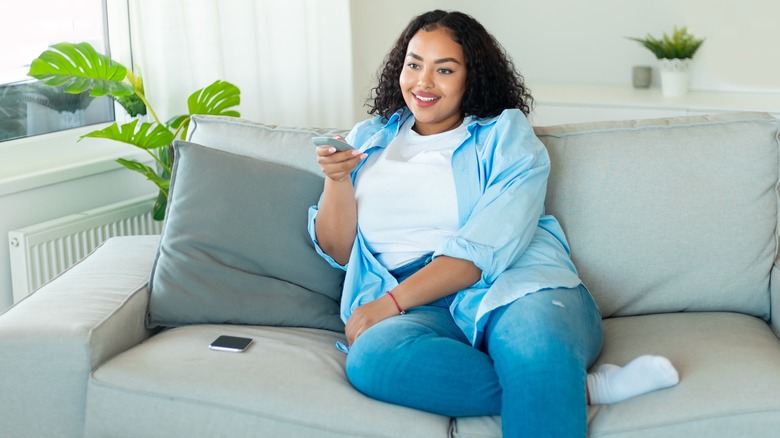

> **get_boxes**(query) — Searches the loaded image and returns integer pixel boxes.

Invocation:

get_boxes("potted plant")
[27,42,241,219]
[628,27,704,97]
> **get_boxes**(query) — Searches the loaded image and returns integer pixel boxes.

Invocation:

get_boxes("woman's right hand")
[315,138,366,182]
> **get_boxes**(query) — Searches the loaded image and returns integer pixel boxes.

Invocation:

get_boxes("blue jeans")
[345,285,602,437]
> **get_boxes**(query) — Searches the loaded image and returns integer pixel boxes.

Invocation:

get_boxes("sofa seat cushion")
[84,325,451,438]
[453,312,780,437]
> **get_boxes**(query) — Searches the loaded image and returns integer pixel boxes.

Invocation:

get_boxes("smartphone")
[312,136,353,151]
[209,335,253,352]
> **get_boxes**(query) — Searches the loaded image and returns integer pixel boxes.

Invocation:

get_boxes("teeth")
[417,95,438,102]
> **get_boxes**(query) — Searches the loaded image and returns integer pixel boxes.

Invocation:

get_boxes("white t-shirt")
[354,118,468,269]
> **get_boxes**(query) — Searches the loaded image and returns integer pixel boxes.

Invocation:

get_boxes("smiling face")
[399,27,467,136]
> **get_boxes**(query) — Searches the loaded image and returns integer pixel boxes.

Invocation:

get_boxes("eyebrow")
[407,52,462,65]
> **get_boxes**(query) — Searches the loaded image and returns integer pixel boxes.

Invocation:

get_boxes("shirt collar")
[384,108,499,134]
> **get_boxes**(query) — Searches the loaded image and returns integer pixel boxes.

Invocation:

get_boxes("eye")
[406,63,420,70]
[437,68,455,75]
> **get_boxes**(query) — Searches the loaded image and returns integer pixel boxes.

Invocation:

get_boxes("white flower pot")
[659,58,691,97]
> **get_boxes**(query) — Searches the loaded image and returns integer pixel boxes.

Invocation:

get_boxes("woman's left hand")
[345,295,400,345]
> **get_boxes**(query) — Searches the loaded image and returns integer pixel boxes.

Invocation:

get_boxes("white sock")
[596,363,621,375]
[587,355,679,405]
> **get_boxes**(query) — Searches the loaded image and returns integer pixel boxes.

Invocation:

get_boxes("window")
[0,0,115,142]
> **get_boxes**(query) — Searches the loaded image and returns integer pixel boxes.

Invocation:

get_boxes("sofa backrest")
[186,113,779,322]
[536,112,780,319]
[188,116,348,177]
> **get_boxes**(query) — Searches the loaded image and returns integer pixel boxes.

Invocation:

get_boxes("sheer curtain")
[128,0,354,128]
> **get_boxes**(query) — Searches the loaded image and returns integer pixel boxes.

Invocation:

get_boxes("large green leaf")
[116,158,170,191]
[187,80,241,116]
[152,189,167,221]
[28,42,134,97]
[166,114,190,140]
[167,115,189,129]
[170,80,241,139]
[80,119,175,150]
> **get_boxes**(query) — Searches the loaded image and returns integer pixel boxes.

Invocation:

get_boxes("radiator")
[8,194,163,302]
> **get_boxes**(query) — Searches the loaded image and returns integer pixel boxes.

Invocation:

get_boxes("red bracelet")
[386,291,406,315]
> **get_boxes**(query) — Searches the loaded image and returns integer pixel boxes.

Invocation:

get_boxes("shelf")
[528,82,780,125]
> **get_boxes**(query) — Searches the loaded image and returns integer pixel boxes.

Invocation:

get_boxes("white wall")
[349,0,780,121]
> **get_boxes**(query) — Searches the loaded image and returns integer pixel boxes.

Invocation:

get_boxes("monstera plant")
[28,42,241,220]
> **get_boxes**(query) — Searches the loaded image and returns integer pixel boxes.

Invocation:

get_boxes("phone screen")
[209,335,253,352]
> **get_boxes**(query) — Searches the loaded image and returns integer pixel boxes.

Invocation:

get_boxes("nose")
[417,68,433,89]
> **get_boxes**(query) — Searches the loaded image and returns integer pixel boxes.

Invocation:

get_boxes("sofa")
[1,111,779,437]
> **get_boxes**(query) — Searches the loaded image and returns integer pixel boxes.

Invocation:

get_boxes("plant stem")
[130,81,172,175]
[172,117,189,140]
[145,147,171,175]
[135,89,164,127]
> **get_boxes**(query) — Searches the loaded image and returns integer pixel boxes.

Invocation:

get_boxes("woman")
[308,10,678,436]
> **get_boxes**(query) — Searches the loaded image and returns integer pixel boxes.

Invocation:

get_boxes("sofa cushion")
[147,116,349,331]
[188,115,343,176]
[85,325,452,438]
[453,312,780,437]
[536,112,780,318]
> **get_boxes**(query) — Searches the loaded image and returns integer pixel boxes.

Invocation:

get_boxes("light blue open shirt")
[308,108,583,347]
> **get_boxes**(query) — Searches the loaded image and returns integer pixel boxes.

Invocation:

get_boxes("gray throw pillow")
[148,139,344,331]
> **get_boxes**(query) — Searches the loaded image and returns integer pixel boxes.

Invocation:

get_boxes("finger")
[347,326,361,346]
[318,155,365,178]
[345,318,356,345]
[315,146,339,156]
[350,327,364,345]
[318,148,363,161]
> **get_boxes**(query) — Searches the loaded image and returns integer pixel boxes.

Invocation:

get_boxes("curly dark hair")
[368,10,533,119]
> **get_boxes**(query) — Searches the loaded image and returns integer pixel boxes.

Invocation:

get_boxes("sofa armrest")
[0,235,159,438]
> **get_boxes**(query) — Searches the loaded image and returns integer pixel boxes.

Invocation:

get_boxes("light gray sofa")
[1,112,779,437]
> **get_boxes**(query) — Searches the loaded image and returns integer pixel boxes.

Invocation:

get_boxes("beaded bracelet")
[386,291,406,315]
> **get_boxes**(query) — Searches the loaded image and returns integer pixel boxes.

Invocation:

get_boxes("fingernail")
[329,147,336,153]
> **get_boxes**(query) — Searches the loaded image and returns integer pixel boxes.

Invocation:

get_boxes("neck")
[413,115,465,136]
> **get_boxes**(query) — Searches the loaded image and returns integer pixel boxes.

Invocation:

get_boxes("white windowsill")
[0,123,151,197]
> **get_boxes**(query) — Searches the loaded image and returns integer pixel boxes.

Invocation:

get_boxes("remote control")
[312,136,353,151]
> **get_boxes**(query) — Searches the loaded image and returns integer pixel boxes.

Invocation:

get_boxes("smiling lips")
[413,91,440,107]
